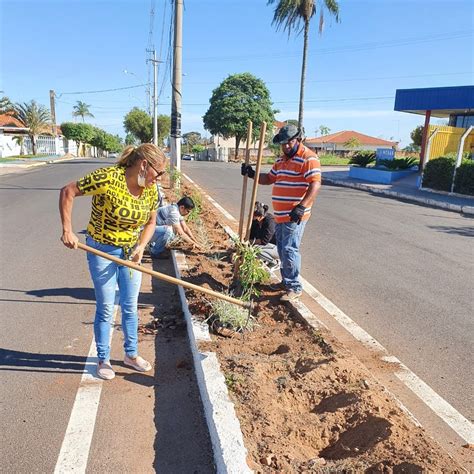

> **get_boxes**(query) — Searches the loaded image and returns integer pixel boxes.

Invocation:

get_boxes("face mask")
[284,142,299,158]
[137,167,146,187]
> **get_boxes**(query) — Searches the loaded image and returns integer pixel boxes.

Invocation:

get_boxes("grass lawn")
[263,154,350,166]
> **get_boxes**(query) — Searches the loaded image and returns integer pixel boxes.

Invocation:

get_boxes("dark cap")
[272,124,301,144]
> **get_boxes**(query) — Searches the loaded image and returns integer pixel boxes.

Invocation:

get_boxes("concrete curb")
[171,249,252,474]
[322,177,474,214]
[0,155,80,169]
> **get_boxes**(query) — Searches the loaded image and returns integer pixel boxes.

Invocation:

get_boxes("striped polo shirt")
[267,144,321,223]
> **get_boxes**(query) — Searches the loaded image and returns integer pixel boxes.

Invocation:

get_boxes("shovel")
[77,242,251,309]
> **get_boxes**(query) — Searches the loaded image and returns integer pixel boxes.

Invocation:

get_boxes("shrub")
[378,157,418,170]
[454,161,474,195]
[349,150,375,167]
[422,157,455,191]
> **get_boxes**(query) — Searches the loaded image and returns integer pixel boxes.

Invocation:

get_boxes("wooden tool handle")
[76,242,250,309]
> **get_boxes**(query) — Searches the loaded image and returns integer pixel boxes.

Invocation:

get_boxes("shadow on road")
[149,257,215,472]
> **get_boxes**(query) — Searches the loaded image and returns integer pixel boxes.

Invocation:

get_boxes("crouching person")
[250,201,280,272]
[149,196,201,257]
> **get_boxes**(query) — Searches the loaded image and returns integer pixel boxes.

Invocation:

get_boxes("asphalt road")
[0,159,214,473]
[181,160,474,422]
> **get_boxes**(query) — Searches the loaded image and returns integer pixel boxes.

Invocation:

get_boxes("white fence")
[195,147,229,162]
[0,134,77,158]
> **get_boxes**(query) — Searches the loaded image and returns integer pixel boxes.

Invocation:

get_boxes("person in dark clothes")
[250,202,280,270]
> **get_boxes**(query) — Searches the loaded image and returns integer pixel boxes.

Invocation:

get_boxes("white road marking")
[191,177,474,445]
[54,307,118,473]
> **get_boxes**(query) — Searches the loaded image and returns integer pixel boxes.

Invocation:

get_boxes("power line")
[58,84,148,96]
[185,30,473,63]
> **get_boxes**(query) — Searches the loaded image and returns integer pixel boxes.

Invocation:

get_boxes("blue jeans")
[86,236,142,361]
[275,221,307,292]
[149,225,174,256]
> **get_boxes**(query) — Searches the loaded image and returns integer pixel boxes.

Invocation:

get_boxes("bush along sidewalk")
[422,156,474,196]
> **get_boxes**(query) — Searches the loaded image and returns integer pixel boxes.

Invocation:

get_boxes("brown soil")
[163,179,461,473]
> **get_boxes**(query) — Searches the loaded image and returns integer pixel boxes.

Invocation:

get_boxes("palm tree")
[13,135,25,155]
[0,96,14,115]
[268,0,340,130]
[14,101,51,155]
[72,101,94,122]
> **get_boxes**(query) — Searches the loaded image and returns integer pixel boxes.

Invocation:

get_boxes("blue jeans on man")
[86,236,142,361]
[275,220,307,292]
[148,225,174,256]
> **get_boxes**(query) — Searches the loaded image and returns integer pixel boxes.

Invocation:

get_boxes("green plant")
[72,101,94,122]
[454,161,474,195]
[232,238,270,300]
[312,330,335,357]
[224,373,243,391]
[187,191,202,222]
[169,167,182,194]
[203,73,276,160]
[208,298,256,332]
[14,101,51,155]
[378,157,418,170]
[422,157,455,191]
[268,0,340,127]
[349,150,375,168]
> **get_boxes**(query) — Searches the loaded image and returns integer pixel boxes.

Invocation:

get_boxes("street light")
[123,69,151,115]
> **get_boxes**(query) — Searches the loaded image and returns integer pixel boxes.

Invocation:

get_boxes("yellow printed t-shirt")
[77,165,159,248]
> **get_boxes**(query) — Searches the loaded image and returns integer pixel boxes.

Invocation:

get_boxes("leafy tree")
[192,144,205,153]
[183,131,202,153]
[410,125,423,147]
[125,132,138,146]
[72,101,94,122]
[344,137,361,150]
[0,96,14,115]
[319,125,331,136]
[13,100,51,155]
[61,122,95,156]
[157,114,171,146]
[203,73,276,160]
[123,109,170,145]
[124,107,152,143]
[183,131,201,147]
[284,119,299,127]
[268,0,340,129]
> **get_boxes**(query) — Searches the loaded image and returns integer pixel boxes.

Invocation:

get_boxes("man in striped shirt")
[241,124,321,301]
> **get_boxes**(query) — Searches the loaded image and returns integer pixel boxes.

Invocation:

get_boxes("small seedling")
[207,298,256,332]
[232,238,270,300]
[312,330,335,357]
[224,373,241,391]
[187,190,203,223]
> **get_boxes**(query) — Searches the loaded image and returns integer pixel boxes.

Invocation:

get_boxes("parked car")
[108,152,119,159]
[182,154,194,161]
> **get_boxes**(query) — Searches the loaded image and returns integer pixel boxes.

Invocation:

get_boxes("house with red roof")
[304,130,397,155]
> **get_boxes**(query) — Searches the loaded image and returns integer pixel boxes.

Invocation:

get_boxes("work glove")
[240,163,255,179]
[289,204,305,224]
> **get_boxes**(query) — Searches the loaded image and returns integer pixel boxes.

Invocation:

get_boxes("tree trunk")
[298,20,310,131]
[235,137,241,161]
[31,135,37,155]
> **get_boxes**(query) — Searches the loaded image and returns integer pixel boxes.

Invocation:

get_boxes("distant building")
[304,130,397,155]
[394,85,474,167]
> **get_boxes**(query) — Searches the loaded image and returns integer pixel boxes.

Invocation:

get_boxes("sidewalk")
[322,166,474,215]
[0,154,82,176]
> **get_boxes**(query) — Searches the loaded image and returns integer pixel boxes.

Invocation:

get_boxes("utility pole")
[170,0,183,173]
[49,90,56,135]
[146,49,162,146]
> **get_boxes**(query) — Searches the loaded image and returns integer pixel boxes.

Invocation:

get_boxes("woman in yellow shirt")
[59,144,166,380]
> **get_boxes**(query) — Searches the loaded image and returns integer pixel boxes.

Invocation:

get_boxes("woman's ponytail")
[117,146,136,167]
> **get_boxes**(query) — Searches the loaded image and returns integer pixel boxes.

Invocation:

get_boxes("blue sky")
[1,0,473,146]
